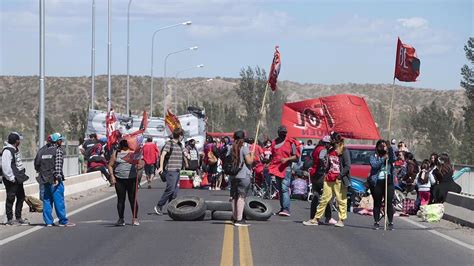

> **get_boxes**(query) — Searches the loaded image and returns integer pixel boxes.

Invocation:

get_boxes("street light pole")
[163,46,198,119]
[126,0,132,114]
[91,0,95,110]
[174,64,204,112]
[149,21,192,117]
[107,0,112,112]
[39,0,45,147]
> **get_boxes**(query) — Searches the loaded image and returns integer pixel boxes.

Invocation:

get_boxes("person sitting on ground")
[143,137,159,189]
[86,136,112,185]
[415,159,436,207]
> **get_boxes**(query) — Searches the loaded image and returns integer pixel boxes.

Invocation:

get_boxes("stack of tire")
[167,196,273,221]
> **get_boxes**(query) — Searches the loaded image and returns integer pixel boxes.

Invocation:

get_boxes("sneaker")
[132,219,140,226]
[302,219,319,226]
[154,205,163,215]
[6,219,16,226]
[278,211,291,217]
[388,223,394,231]
[58,222,76,227]
[45,224,54,227]
[115,219,125,226]
[325,218,337,225]
[234,220,250,227]
[373,223,380,230]
[334,220,344,227]
[16,218,30,226]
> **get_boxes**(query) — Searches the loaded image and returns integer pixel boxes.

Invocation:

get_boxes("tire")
[167,196,207,221]
[205,200,233,211]
[211,211,234,221]
[244,197,273,221]
[393,189,406,212]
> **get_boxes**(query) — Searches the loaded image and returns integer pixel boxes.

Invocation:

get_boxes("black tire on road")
[244,197,273,221]
[211,211,234,221]
[167,196,207,221]
[205,200,233,211]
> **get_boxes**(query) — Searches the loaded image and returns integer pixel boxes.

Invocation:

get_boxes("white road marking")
[400,217,474,251]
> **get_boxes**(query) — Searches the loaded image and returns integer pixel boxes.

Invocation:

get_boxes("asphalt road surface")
[1,180,473,266]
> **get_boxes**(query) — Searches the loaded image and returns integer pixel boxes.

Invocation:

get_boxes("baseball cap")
[277,126,287,133]
[321,135,331,143]
[7,132,23,144]
[50,133,65,142]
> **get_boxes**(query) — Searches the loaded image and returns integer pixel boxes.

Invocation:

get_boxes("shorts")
[144,164,155,176]
[230,178,251,199]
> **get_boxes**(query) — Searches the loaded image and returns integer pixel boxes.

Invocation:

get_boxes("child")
[415,159,436,206]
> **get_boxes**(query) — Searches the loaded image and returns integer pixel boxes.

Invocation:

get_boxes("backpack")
[222,146,243,176]
[83,139,98,161]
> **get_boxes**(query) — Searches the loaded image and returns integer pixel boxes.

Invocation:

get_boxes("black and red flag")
[394,37,420,82]
[268,45,281,91]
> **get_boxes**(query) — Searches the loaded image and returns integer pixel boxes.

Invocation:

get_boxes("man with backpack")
[268,126,300,217]
[2,132,29,225]
[154,128,187,215]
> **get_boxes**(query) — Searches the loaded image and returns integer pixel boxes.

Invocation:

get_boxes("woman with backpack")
[227,130,254,227]
[108,139,141,226]
[416,159,436,206]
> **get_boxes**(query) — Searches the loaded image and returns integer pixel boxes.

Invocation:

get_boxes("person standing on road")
[2,132,29,225]
[369,139,395,230]
[108,139,141,226]
[40,133,75,227]
[268,126,300,217]
[415,159,435,206]
[229,130,254,226]
[143,137,159,189]
[154,128,187,215]
[431,153,461,203]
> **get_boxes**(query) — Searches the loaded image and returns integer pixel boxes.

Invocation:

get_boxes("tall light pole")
[173,64,204,112]
[163,46,198,119]
[38,0,45,147]
[149,21,192,117]
[126,0,132,114]
[107,0,112,112]
[91,0,95,110]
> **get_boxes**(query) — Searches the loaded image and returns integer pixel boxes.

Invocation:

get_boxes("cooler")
[179,170,195,189]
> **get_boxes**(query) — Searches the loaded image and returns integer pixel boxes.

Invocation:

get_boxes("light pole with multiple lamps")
[173,64,205,112]
[126,0,132,114]
[162,46,198,119]
[149,21,192,117]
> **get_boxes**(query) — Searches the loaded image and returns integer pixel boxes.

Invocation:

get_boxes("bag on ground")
[24,195,43,212]
[419,203,444,223]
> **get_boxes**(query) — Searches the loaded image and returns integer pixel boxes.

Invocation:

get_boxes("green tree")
[460,37,474,164]
[264,89,287,139]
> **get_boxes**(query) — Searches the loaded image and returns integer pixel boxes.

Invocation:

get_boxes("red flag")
[120,111,148,164]
[394,38,420,82]
[128,110,148,137]
[281,94,381,140]
[268,45,281,91]
[165,109,181,132]
[106,109,121,150]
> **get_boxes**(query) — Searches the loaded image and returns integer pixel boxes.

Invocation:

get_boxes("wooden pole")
[252,82,270,153]
[384,78,396,230]
[132,164,140,225]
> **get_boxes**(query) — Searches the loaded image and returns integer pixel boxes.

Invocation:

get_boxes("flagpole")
[132,166,139,225]
[384,78,396,231]
[252,82,270,153]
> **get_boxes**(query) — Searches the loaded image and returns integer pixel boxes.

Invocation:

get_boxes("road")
[1,180,473,266]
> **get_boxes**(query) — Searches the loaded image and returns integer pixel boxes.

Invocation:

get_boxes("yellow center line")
[238,226,254,266]
[220,223,234,266]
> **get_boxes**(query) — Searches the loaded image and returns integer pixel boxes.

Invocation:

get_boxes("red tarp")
[281,94,381,140]
[206,132,234,139]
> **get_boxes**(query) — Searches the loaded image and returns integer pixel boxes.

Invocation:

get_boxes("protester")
[303,136,334,225]
[2,132,29,225]
[397,141,409,152]
[185,139,200,171]
[204,136,219,190]
[338,133,352,211]
[431,153,461,203]
[86,136,112,185]
[429,153,438,171]
[261,139,273,198]
[369,139,395,230]
[303,133,347,227]
[394,151,407,185]
[143,137,159,189]
[268,126,299,217]
[229,130,254,226]
[391,139,398,153]
[41,133,75,227]
[415,159,435,206]
[107,139,141,226]
[154,128,187,215]
[402,152,418,192]
[306,140,313,146]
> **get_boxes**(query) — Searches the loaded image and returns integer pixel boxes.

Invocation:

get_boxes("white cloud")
[397,17,429,29]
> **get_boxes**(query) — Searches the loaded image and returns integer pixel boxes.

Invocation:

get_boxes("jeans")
[157,170,180,207]
[264,168,272,195]
[3,178,25,220]
[370,181,394,223]
[115,178,138,219]
[39,183,45,201]
[87,166,111,182]
[275,168,291,213]
[43,182,68,225]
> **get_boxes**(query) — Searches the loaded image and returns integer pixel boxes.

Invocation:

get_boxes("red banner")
[394,37,420,82]
[106,109,121,150]
[281,94,381,140]
[268,46,281,91]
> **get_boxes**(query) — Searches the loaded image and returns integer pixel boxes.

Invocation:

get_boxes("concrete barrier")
[0,171,106,217]
[443,192,474,228]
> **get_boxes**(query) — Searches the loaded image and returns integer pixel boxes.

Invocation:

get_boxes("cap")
[322,135,331,143]
[7,132,23,144]
[50,133,65,142]
[277,126,287,133]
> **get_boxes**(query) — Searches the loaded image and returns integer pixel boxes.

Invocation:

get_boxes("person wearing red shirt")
[142,137,159,189]
[247,138,264,186]
[268,126,300,217]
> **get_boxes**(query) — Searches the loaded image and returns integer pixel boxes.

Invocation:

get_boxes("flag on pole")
[106,109,121,150]
[121,111,148,164]
[268,45,281,91]
[165,109,181,132]
[394,38,420,82]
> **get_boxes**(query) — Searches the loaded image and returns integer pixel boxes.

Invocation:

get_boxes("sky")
[0,0,472,90]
